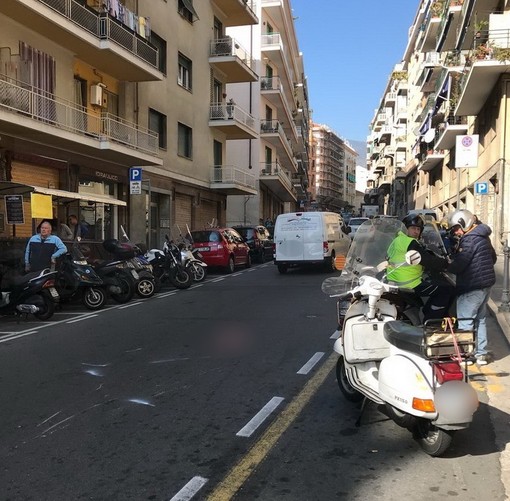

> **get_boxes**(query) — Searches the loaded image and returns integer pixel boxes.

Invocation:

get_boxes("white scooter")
[322,218,478,456]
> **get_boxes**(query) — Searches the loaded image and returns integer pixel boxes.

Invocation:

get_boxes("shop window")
[178,122,192,159]
[149,108,167,149]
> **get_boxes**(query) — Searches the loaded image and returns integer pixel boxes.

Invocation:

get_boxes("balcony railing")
[211,165,256,190]
[38,0,158,68]
[0,75,158,155]
[209,37,255,72]
[260,162,294,191]
[209,103,258,131]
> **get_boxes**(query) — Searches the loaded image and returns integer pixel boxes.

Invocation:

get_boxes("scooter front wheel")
[336,357,363,402]
[136,277,156,298]
[83,287,107,310]
[413,419,454,457]
[188,262,206,282]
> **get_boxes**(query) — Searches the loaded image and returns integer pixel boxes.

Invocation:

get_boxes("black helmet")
[402,214,425,231]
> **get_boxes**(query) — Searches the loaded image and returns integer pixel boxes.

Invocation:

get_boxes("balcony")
[456,30,510,116]
[209,103,258,139]
[417,52,443,92]
[209,37,258,83]
[378,174,392,190]
[419,150,445,172]
[435,1,464,51]
[211,0,258,26]
[0,0,162,82]
[378,125,393,144]
[261,33,295,94]
[385,92,397,105]
[417,12,441,52]
[0,75,162,166]
[210,166,257,195]
[259,162,297,202]
[260,120,297,172]
[434,115,468,150]
[260,76,298,143]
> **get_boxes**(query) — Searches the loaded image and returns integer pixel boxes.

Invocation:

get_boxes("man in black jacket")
[448,209,497,366]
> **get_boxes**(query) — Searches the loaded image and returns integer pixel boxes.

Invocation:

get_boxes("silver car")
[347,217,369,240]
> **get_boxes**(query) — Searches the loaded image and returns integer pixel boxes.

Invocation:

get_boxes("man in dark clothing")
[25,220,67,272]
[447,209,497,366]
[387,214,453,321]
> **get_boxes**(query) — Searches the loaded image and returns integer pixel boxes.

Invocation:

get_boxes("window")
[149,108,167,149]
[150,31,167,74]
[178,122,192,159]
[178,0,198,23]
[178,53,192,91]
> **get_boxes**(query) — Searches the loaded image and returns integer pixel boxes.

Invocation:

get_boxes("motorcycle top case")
[343,300,397,363]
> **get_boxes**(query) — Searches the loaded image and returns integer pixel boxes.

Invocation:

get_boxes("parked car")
[189,228,251,273]
[232,225,273,263]
[347,217,369,240]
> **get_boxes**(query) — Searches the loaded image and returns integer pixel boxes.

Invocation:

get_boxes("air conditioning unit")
[90,84,108,108]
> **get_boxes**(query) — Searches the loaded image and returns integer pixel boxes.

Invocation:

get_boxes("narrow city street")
[0,263,507,500]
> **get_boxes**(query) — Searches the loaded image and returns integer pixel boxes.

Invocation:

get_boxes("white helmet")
[447,209,475,232]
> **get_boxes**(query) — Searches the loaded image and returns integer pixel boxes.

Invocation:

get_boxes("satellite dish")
[423,129,435,143]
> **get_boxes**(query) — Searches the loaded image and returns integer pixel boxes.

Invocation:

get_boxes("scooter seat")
[383,321,424,356]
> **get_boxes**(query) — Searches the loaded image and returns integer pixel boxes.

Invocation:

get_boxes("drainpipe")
[499,80,509,311]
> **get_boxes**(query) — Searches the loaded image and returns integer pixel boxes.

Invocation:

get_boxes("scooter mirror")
[376,261,388,272]
[405,250,421,265]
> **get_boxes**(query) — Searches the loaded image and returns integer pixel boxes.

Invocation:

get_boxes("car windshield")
[191,231,220,243]
[234,228,255,239]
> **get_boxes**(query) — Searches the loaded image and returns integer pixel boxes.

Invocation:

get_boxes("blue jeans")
[457,288,491,356]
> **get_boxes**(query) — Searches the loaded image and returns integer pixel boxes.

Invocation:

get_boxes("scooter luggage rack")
[422,318,476,360]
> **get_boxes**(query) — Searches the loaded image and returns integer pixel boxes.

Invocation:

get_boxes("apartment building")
[0,0,261,248]
[309,123,357,212]
[367,0,510,252]
[223,0,310,226]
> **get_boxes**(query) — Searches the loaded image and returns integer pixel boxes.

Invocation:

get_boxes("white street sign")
[130,180,142,195]
[455,135,479,168]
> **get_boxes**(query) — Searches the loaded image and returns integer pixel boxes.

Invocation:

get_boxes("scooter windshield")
[321,217,450,296]
[322,218,405,296]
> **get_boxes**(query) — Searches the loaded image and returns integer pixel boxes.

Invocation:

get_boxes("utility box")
[90,84,108,108]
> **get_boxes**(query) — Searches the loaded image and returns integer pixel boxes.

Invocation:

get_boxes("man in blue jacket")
[25,220,67,272]
[447,209,497,366]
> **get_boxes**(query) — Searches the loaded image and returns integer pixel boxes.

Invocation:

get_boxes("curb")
[488,298,510,347]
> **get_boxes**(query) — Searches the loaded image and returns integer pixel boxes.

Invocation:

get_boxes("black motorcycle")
[0,266,58,320]
[55,246,107,311]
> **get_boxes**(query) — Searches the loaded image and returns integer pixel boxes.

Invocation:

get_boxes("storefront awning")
[0,182,127,206]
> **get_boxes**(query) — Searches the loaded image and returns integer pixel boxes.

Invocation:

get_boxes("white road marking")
[170,476,208,501]
[297,352,325,375]
[119,302,143,309]
[211,277,225,283]
[0,331,39,343]
[157,292,178,298]
[330,330,341,339]
[236,396,285,438]
[66,315,98,324]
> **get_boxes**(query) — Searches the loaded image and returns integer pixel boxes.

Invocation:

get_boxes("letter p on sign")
[129,167,142,182]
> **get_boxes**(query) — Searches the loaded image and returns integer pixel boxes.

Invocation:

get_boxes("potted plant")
[431,0,445,17]
[493,47,510,62]
[474,19,489,38]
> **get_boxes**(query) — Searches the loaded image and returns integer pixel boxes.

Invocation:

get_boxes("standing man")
[25,220,67,272]
[447,209,497,366]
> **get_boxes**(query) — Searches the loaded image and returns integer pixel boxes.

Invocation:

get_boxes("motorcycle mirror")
[405,250,421,265]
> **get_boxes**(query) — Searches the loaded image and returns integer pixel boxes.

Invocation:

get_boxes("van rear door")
[302,213,323,261]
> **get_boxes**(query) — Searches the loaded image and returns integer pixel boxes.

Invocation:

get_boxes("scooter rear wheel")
[110,272,135,304]
[136,277,156,298]
[188,262,206,282]
[83,287,107,310]
[170,267,193,289]
[413,419,454,457]
[336,357,363,402]
[33,291,55,320]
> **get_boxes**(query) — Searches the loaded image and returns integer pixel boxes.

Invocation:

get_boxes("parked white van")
[273,212,350,273]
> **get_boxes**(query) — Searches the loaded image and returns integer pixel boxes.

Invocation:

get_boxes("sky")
[290,0,420,144]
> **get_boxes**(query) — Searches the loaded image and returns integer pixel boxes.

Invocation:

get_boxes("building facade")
[367,0,510,252]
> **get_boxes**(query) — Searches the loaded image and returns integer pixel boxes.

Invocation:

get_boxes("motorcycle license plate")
[131,270,139,280]
[49,287,59,299]
[197,247,210,252]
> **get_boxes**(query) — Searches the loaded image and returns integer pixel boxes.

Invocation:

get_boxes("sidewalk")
[484,253,510,499]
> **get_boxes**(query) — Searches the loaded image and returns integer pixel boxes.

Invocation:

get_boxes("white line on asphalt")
[169,476,208,501]
[66,315,98,324]
[119,302,143,309]
[236,396,285,438]
[157,292,178,298]
[297,352,325,375]
[247,268,256,272]
[0,331,39,343]
[232,272,243,277]
[211,277,225,282]
[190,284,204,289]
[330,330,341,339]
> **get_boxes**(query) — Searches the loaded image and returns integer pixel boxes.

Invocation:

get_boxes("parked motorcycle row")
[0,228,209,322]
[322,218,478,457]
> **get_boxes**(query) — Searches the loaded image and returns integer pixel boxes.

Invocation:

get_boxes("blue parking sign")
[129,167,143,182]
[475,182,488,195]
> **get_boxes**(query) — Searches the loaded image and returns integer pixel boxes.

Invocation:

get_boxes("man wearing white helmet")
[447,209,497,365]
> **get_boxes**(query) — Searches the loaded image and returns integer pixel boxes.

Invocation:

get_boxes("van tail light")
[433,362,463,384]
[323,241,329,254]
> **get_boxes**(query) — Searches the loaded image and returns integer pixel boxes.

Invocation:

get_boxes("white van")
[273,212,350,273]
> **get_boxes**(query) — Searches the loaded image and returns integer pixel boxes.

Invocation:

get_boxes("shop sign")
[4,195,24,225]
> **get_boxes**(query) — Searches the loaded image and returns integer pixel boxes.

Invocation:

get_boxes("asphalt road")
[0,264,506,500]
